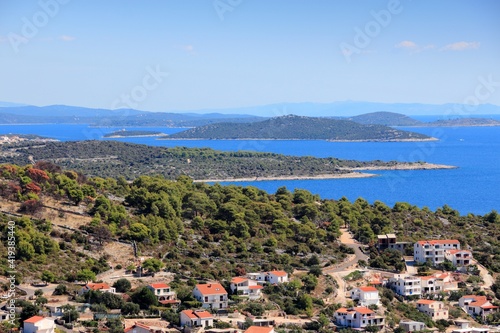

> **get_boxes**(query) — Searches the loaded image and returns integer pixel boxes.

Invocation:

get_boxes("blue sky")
[0,0,499,112]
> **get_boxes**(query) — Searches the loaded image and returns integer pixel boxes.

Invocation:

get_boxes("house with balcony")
[180,309,214,328]
[445,250,472,267]
[79,282,116,295]
[334,306,385,330]
[459,295,499,319]
[388,274,421,297]
[230,277,263,300]
[193,283,228,310]
[350,286,380,306]
[414,239,460,266]
[23,316,55,333]
[147,283,179,305]
[416,299,448,320]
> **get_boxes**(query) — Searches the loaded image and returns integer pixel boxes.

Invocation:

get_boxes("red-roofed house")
[147,283,177,302]
[459,295,499,319]
[24,316,55,333]
[180,309,214,328]
[124,322,170,333]
[414,240,461,265]
[230,277,263,300]
[193,283,228,310]
[334,307,385,330]
[416,299,448,320]
[244,326,275,333]
[445,249,472,267]
[350,286,380,306]
[79,282,116,295]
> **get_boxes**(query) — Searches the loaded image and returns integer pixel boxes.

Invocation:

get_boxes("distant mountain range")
[0,102,499,128]
[167,115,433,141]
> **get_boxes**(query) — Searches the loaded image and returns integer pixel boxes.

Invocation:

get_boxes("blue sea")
[0,123,499,216]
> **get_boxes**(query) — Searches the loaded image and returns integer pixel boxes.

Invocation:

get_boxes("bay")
[0,124,498,215]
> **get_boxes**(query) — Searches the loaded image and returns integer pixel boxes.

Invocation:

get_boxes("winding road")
[323,228,369,274]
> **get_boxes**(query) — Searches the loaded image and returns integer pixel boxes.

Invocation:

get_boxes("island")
[164,115,434,141]
[349,111,500,127]
[103,130,165,138]
[0,140,456,181]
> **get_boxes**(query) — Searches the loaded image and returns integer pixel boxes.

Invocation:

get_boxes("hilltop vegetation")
[348,112,423,126]
[0,140,440,181]
[167,115,432,141]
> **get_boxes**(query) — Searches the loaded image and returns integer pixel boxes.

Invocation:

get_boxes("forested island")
[103,130,164,138]
[166,115,433,141]
[0,140,454,181]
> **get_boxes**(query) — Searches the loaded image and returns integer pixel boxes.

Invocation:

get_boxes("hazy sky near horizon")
[1,0,499,112]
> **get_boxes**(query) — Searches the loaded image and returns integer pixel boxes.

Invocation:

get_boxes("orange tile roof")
[420,276,435,280]
[417,239,460,245]
[195,283,227,295]
[359,286,378,292]
[249,285,263,290]
[417,299,437,305]
[150,283,170,289]
[481,305,499,309]
[231,277,248,284]
[86,282,112,290]
[125,323,151,332]
[24,316,45,323]
[269,270,287,277]
[448,249,470,254]
[181,309,213,319]
[244,326,274,333]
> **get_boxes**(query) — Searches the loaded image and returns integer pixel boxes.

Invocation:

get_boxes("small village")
[2,231,499,333]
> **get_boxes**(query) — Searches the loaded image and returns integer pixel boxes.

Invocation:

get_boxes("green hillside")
[348,112,423,126]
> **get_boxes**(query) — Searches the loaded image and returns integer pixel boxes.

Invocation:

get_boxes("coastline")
[193,172,378,183]
[104,134,164,138]
[159,137,437,142]
[193,162,457,183]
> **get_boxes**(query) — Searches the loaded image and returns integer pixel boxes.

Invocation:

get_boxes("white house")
[247,270,288,284]
[147,283,177,301]
[79,282,116,295]
[350,286,380,306]
[334,307,385,330]
[416,299,449,320]
[180,309,214,328]
[388,274,421,297]
[445,250,472,267]
[414,239,460,265]
[244,326,275,333]
[230,277,263,300]
[459,295,499,319]
[23,316,55,333]
[193,283,228,310]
